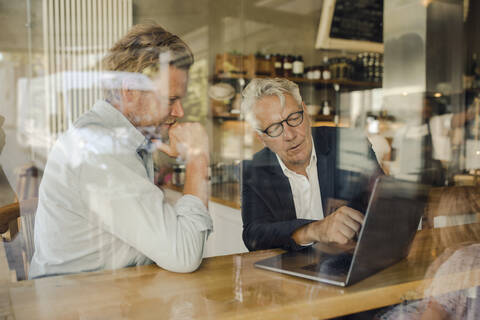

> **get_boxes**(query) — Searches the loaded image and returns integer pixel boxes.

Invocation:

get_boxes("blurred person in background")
[393,94,480,187]
[376,223,480,320]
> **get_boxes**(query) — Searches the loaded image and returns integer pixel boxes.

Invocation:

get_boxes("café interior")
[2,0,480,319]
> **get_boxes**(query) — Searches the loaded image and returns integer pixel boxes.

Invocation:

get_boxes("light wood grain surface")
[2,223,480,320]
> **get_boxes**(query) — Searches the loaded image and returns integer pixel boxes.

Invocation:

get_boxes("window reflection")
[1,1,480,319]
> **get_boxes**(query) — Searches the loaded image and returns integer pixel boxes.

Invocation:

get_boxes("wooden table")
[2,223,480,320]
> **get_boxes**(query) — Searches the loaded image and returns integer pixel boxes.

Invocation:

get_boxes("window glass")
[1,1,480,319]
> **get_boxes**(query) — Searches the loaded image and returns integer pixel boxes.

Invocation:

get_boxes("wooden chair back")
[0,164,41,281]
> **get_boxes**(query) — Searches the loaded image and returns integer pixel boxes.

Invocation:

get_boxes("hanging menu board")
[315,0,383,52]
[330,0,383,43]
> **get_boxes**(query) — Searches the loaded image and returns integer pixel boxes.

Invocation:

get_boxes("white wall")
[163,188,247,258]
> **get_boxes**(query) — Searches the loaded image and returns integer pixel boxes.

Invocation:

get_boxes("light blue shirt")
[30,100,213,278]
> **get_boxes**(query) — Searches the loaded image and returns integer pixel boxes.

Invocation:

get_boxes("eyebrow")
[168,96,181,102]
[271,110,301,123]
[262,110,302,130]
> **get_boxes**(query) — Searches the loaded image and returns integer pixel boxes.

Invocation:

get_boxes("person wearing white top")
[29,24,212,278]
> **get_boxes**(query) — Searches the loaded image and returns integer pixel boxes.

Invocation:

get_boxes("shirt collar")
[276,136,317,177]
[91,100,147,150]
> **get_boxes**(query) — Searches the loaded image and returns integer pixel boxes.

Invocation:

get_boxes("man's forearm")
[291,220,325,245]
[183,153,209,207]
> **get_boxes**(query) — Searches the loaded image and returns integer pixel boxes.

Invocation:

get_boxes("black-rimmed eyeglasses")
[259,110,304,138]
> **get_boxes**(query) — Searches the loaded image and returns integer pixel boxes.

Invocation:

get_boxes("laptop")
[254,176,429,287]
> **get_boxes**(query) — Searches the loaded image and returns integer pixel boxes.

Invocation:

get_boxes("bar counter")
[168,182,241,209]
[2,223,480,319]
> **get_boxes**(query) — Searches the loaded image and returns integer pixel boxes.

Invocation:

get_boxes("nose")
[170,100,184,118]
[282,123,296,141]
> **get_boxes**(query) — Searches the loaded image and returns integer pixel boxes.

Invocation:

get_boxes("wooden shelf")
[311,114,335,121]
[288,77,381,88]
[211,113,339,126]
[212,112,241,121]
[466,88,480,93]
[213,74,381,88]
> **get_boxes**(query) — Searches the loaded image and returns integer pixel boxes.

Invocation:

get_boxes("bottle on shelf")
[273,54,283,76]
[292,55,304,78]
[374,53,381,83]
[362,52,370,81]
[322,100,331,116]
[283,55,293,77]
[473,53,480,89]
[321,56,331,80]
[354,53,363,81]
[255,52,263,76]
[264,53,272,76]
[465,53,477,89]
[330,57,340,79]
[367,53,375,82]
[471,53,478,75]
[255,52,271,76]
[380,58,384,83]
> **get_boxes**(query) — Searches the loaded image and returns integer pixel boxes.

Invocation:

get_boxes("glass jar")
[312,65,321,79]
[305,66,313,79]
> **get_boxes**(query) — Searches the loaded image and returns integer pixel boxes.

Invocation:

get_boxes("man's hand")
[292,206,364,247]
[155,122,209,162]
[318,206,364,244]
[154,122,210,207]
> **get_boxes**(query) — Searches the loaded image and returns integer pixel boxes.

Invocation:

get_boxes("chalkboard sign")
[316,0,383,53]
[330,0,383,43]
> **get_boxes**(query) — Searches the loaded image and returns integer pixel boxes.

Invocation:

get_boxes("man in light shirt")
[30,24,212,278]
[241,78,382,251]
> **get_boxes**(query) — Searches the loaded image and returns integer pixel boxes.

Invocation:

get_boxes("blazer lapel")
[317,153,333,217]
[270,162,296,220]
[260,150,296,220]
[313,127,334,217]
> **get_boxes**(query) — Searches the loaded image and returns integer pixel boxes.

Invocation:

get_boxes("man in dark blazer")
[241,78,382,251]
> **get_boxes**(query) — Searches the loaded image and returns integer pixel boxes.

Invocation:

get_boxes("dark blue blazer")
[241,126,383,251]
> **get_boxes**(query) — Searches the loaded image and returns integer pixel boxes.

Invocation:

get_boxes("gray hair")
[241,78,302,129]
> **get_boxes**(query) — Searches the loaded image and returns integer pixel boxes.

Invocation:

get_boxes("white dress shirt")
[276,140,324,221]
[29,100,213,278]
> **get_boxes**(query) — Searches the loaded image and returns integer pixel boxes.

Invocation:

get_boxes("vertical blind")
[42,0,132,141]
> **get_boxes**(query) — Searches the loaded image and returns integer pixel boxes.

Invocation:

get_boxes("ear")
[121,77,144,101]
[302,101,312,124]
[120,88,141,104]
[255,131,266,147]
[301,101,307,112]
